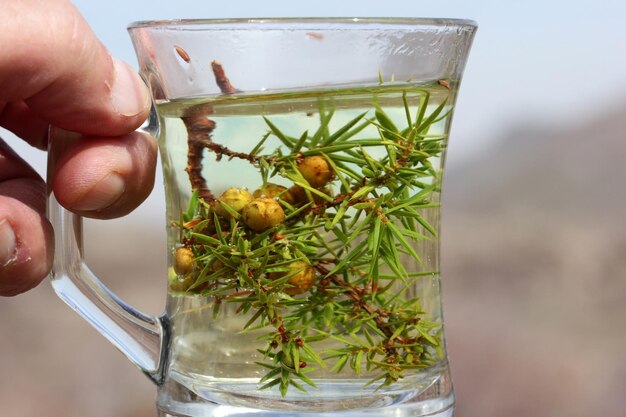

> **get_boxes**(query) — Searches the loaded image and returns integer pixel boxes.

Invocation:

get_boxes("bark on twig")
[211,60,239,94]
[314,264,395,340]
[181,61,240,202]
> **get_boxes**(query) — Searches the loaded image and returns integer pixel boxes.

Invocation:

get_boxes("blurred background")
[1,1,626,416]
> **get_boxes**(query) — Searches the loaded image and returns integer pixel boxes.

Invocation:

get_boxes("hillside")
[442,100,626,416]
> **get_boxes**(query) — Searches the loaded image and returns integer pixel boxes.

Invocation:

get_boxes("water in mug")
[156,82,453,411]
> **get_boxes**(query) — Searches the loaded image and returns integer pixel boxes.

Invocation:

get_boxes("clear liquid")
[156,83,453,411]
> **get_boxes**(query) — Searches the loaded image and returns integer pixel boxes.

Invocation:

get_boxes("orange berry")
[242,198,286,232]
[272,261,316,295]
[297,155,334,188]
[214,187,253,217]
[173,247,195,275]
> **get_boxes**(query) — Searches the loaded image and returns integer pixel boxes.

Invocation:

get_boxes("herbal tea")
[46,18,475,417]
[157,83,453,406]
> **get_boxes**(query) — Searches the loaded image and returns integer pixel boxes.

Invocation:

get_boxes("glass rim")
[127,17,477,31]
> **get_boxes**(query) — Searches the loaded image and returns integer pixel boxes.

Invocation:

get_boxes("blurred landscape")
[444,99,626,416]
[1,98,626,416]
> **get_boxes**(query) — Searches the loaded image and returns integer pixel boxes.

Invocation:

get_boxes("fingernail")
[0,219,17,266]
[74,173,126,212]
[110,58,150,117]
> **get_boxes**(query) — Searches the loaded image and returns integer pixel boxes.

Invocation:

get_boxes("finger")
[0,141,53,296]
[0,0,150,137]
[52,131,157,219]
[0,101,49,149]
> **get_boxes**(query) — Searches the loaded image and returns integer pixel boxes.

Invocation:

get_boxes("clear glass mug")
[47,18,476,417]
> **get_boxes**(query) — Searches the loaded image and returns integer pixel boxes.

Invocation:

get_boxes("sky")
[72,0,626,148]
[3,0,626,220]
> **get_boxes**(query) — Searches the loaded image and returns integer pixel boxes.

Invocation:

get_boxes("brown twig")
[182,106,216,202]
[314,264,394,340]
[223,289,254,300]
[205,142,263,163]
[181,61,241,202]
[211,60,240,94]
[306,139,419,220]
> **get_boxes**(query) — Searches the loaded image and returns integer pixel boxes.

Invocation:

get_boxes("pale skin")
[0,0,157,296]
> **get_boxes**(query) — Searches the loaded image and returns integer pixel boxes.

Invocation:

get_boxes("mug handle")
[46,126,167,384]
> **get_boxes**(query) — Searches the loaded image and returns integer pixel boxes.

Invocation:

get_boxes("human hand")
[0,0,157,296]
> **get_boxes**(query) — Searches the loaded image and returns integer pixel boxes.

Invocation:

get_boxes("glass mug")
[47,18,476,417]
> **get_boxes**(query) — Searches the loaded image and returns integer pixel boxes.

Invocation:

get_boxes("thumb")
[0,0,150,137]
